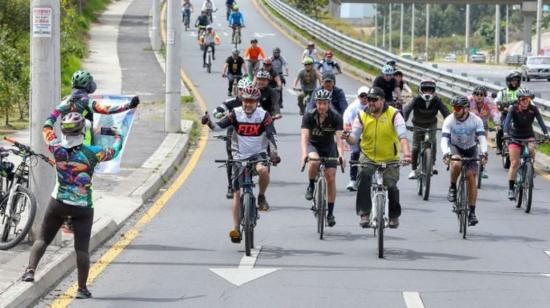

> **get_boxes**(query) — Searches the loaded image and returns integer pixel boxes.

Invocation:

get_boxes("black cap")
[322,72,336,82]
[367,87,385,99]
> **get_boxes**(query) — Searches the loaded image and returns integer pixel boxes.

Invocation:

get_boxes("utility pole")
[389,3,392,53]
[382,15,386,49]
[536,0,543,55]
[411,3,415,55]
[374,4,378,47]
[165,0,181,132]
[465,4,471,63]
[30,0,60,241]
[151,0,161,51]
[505,5,509,45]
[495,5,501,64]
[400,3,404,54]
[425,4,430,60]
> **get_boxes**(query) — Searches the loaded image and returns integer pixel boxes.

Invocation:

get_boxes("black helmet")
[314,88,332,101]
[451,96,469,108]
[506,71,521,90]
[273,47,281,53]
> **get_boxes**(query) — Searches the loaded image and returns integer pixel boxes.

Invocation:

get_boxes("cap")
[357,86,370,96]
[322,72,336,82]
[367,87,385,99]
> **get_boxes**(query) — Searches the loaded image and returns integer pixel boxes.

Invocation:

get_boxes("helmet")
[255,70,271,80]
[517,87,534,99]
[314,88,332,101]
[233,4,239,10]
[273,47,281,53]
[71,70,93,89]
[307,42,315,47]
[506,71,521,90]
[263,58,272,66]
[357,86,370,96]
[419,80,436,101]
[232,48,239,55]
[451,96,469,108]
[473,86,487,96]
[381,64,395,75]
[240,85,261,100]
[386,60,396,67]
[206,24,213,30]
[237,77,253,90]
[325,51,333,58]
[60,112,85,136]
[302,56,314,65]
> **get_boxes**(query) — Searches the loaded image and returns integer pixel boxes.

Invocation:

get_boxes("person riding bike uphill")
[199,25,221,68]
[244,39,266,79]
[254,70,282,120]
[293,56,321,115]
[201,0,217,23]
[227,4,244,44]
[181,0,193,24]
[195,10,210,35]
[441,96,488,226]
[301,89,346,227]
[317,50,342,76]
[342,87,411,229]
[495,71,522,155]
[302,41,320,64]
[262,59,283,109]
[22,113,124,299]
[373,64,402,107]
[503,88,549,200]
[223,48,247,97]
[269,47,289,83]
[212,78,254,199]
[403,79,450,179]
[225,0,237,19]
[201,85,281,243]
[306,71,348,115]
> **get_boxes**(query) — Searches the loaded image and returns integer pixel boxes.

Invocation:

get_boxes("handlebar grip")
[3,137,30,152]
[4,137,17,145]
[214,160,227,163]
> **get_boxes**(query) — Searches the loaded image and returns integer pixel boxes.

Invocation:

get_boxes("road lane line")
[545,250,550,257]
[403,292,426,308]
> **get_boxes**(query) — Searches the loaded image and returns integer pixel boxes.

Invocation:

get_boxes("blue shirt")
[228,11,244,26]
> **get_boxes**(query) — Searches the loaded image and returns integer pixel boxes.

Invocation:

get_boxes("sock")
[328,202,334,216]
[469,206,476,213]
[509,180,515,190]
[308,179,315,190]
[450,182,457,190]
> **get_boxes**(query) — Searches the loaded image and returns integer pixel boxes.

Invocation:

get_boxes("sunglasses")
[473,92,484,97]
[367,97,379,102]
[453,106,465,112]
[359,93,368,98]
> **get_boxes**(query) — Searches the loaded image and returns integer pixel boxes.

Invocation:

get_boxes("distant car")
[400,53,413,60]
[471,53,486,63]
[444,53,457,62]
[520,56,550,82]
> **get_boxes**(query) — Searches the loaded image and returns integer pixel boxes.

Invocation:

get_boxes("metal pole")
[374,4,378,47]
[30,0,60,241]
[495,4,501,64]
[152,0,161,51]
[165,0,181,132]
[506,4,509,45]
[389,3,392,53]
[536,0,543,55]
[411,3,415,55]
[400,3,404,53]
[465,4,470,63]
[382,15,386,48]
[425,4,430,60]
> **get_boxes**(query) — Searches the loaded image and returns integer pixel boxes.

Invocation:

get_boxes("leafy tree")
[288,0,329,18]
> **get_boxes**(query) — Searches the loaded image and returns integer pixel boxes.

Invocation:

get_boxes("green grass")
[181,95,194,104]
[538,143,550,155]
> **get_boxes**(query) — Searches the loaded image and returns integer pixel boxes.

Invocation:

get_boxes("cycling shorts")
[307,143,338,169]
[231,153,268,190]
[450,144,478,172]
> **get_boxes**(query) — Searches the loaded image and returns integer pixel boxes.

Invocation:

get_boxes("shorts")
[307,143,338,169]
[450,144,478,172]
[232,153,268,190]
[508,137,535,150]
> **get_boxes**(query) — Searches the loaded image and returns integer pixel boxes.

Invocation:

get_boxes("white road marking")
[403,292,426,308]
[253,32,276,38]
[542,274,550,278]
[545,250,550,257]
[210,246,279,286]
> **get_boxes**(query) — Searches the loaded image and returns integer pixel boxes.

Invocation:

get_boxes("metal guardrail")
[264,0,550,133]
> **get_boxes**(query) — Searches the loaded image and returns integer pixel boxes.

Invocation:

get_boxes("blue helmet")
[381,64,395,75]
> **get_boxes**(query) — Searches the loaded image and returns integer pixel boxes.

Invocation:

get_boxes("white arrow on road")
[253,32,276,38]
[210,246,278,286]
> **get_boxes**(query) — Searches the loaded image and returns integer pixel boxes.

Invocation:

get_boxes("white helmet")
[357,86,370,96]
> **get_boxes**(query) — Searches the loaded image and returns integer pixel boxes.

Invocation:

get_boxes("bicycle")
[301,157,343,240]
[246,59,263,79]
[0,137,54,250]
[507,137,546,213]
[215,157,271,256]
[182,8,191,31]
[227,74,242,97]
[350,160,401,258]
[214,134,233,199]
[447,156,481,239]
[292,88,311,115]
[230,25,243,49]
[407,126,440,201]
[204,44,214,73]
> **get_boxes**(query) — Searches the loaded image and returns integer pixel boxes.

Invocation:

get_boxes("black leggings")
[28,198,94,289]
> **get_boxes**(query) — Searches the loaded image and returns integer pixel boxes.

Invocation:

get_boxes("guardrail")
[264,0,550,134]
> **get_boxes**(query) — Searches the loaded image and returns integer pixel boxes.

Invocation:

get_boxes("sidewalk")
[0,0,191,307]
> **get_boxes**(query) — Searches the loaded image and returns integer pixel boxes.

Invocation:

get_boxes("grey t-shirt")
[297,69,317,92]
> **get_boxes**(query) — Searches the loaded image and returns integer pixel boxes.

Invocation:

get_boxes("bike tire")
[422,148,432,201]
[477,163,483,189]
[207,53,212,74]
[243,192,253,256]
[456,176,464,234]
[376,194,385,258]
[0,187,37,250]
[516,167,524,209]
[459,179,468,239]
[524,162,534,213]
[316,179,326,240]
[502,152,510,169]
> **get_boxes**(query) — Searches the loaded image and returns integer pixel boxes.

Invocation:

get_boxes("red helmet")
[240,85,261,100]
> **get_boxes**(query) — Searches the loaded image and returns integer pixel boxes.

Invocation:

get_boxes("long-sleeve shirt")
[201,1,217,11]
[503,104,549,138]
[228,11,244,26]
[468,96,500,128]
[441,112,487,154]
[306,86,348,115]
[403,95,450,128]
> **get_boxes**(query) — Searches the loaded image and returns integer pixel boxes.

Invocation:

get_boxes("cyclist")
[199,25,221,68]
[342,87,411,229]
[373,64,401,106]
[269,47,289,81]
[244,38,267,79]
[201,85,281,242]
[307,71,348,115]
[403,79,449,179]
[213,78,254,199]
[302,42,320,64]
[181,0,193,24]
[495,71,521,155]
[301,89,346,227]
[262,59,283,109]
[194,10,209,36]
[503,88,549,200]
[225,0,236,19]
[441,96,488,226]
[22,113,123,299]
[255,70,282,120]
[394,70,411,94]
[317,51,342,76]
[223,48,247,97]
[292,56,321,115]
[343,86,370,191]
[227,4,244,44]
[201,0,217,23]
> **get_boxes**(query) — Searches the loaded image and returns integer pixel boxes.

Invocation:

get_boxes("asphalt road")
[38,1,550,307]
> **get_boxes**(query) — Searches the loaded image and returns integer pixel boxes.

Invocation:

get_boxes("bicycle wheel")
[0,186,37,250]
[422,148,432,201]
[416,155,423,196]
[502,152,510,169]
[376,194,385,258]
[516,166,524,208]
[523,162,534,213]
[477,163,483,189]
[459,178,468,239]
[316,178,326,240]
[242,192,254,256]
[207,51,212,74]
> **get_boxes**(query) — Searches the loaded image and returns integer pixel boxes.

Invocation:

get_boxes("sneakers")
[305,186,314,201]
[203,63,206,68]
[359,215,370,228]
[76,288,92,299]
[447,187,457,203]
[408,170,417,180]
[432,167,438,175]
[508,189,515,200]
[482,171,489,179]
[496,148,502,155]
[468,212,478,226]
[388,217,399,229]
[257,194,269,211]
[346,180,357,191]
[226,187,233,199]
[327,215,336,227]
[227,91,232,97]
[21,269,35,282]
[229,229,241,243]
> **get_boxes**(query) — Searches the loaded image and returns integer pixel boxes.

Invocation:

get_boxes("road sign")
[32,7,52,37]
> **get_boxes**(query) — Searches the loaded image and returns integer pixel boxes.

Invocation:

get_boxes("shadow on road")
[261,246,342,259]
[91,294,205,302]
[383,248,477,262]
[119,244,214,252]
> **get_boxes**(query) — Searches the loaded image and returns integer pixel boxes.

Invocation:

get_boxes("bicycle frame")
[370,166,388,229]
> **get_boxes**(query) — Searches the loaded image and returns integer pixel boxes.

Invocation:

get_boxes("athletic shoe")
[447,187,457,202]
[389,217,399,229]
[226,187,233,199]
[305,186,314,201]
[327,215,336,227]
[76,288,92,299]
[408,170,417,179]
[508,189,515,200]
[468,212,478,226]
[258,194,270,211]
[482,171,488,179]
[359,215,369,228]
[21,269,34,282]
[346,180,357,191]
[229,229,241,243]
[432,167,438,175]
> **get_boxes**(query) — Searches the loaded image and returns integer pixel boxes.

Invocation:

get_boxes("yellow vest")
[359,106,400,162]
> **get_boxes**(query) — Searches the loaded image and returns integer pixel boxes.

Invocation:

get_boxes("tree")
[289,0,329,18]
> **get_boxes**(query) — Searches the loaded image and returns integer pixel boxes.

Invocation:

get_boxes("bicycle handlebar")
[348,160,402,168]
[4,137,55,166]
[301,157,345,173]
[215,158,271,165]
[406,126,442,132]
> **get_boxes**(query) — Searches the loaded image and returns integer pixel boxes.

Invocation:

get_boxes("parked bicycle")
[215,157,271,256]
[407,126,440,201]
[301,157,343,240]
[0,137,54,250]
